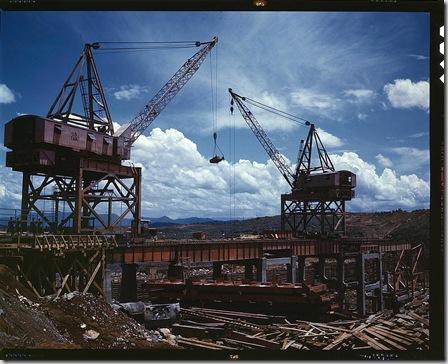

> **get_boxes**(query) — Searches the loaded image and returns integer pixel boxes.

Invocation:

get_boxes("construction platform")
[110,237,410,264]
[0,233,423,316]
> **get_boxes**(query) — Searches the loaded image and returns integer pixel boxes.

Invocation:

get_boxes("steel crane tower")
[4,37,217,235]
[229,88,356,236]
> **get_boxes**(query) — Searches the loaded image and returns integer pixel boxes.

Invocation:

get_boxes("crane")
[115,37,218,153]
[228,88,356,235]
[4,37,218,235]
[45,37,218,159]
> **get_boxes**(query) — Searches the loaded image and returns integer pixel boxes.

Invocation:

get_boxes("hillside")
[156,210,430,245]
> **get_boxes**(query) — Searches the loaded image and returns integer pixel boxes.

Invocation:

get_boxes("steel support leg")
[74,169,83,234]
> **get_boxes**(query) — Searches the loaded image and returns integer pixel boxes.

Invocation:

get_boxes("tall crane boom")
[229,88,295,188]
[117,37,218,147]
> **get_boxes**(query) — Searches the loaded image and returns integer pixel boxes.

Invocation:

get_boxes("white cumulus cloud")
[390,147,429,173]
[316,128,344,148]
[129,128,289,218]
[375,153,393,168]
[331,152,429,211]
[113,84,148,101]
[0,84,16,104]
[0,132,430,218]
[384,79,429,110]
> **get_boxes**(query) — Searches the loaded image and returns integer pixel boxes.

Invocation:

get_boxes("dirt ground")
[0,265,174,350]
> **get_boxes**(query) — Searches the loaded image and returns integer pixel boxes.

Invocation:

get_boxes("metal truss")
[281,195,346,236]
[20,167,141,235]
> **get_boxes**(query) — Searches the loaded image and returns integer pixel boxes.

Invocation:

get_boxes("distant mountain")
[146,216,222,227]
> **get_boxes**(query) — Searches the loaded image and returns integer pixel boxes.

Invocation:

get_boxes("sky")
[0,11,430,219]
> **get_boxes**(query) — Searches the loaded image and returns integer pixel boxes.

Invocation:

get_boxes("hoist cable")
[242,96,313,126]
[96,45,199,51]
[215,46,219,138]
[97,40,200,44]
[95,46,200,55]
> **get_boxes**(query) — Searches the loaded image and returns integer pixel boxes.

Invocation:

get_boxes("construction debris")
[0,264,175,349]
[175,291,429,350]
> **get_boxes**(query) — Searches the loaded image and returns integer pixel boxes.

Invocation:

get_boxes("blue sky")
[0,12,430,218]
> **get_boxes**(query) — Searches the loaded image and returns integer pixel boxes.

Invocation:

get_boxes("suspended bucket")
[209,155,224,164]
[209,132,224,164]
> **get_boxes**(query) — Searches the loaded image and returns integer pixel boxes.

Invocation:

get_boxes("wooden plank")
[178,336,236,350]
[407,312,429,326]
[82,260,102,294]
[227,331,282,349]
[323,332,352,350]
[364,328,406,350]
[54,274,70,300]
[177,338,222,350]
[223,338,264,349]
[53,260,72,293]
[352,332,390,350]
[372,326,416,345]
[75,259,103,294]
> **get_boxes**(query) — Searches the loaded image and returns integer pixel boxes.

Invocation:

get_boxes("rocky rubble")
[0,265,176,350]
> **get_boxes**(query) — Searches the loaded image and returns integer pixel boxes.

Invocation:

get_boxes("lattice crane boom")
[119,37,218,146]
[229,88,295,188]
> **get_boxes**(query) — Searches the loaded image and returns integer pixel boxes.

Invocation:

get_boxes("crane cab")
[293,170,356,200]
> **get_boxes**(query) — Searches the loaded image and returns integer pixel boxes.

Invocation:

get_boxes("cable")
[97,40,199,44]
[95,46,200,55]
[243,97,312,126]
[97,45,199,51]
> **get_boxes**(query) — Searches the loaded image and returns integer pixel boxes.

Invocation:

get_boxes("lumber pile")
[174,292,429,350]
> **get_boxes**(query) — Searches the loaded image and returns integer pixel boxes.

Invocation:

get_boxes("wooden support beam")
[82,259,102,294]
[75,258,104,295]
[53,259,72,293]
[54,274,71,300]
